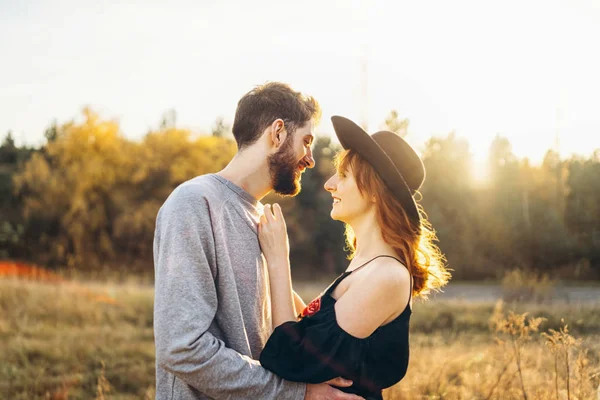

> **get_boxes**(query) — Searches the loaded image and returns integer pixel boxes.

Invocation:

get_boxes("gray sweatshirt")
[153,174,306,400]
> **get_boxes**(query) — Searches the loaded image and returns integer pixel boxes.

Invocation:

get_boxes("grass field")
[1,277,599,399]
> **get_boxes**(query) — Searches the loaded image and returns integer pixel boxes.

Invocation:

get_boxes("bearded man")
[153,82,361,400]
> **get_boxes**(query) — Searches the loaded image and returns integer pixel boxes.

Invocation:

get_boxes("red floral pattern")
[300,297,322,318]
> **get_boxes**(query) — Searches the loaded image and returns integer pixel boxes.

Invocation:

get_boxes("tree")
[14,109,132,267]
[211,116,231,138]
[420,133,481,278]
[44,122,58,143]
[159,109,177,130]
[0,131,29,259]
[2,131,15,148]
[383,110,409,137]
[14,108,238,270]
[565,153,600,273]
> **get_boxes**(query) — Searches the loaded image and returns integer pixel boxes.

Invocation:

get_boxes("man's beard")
[268,137,302,197]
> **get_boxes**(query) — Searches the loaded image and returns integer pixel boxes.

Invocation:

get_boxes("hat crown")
[371,131,425,192]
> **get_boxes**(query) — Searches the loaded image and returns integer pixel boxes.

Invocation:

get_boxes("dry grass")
[385,301,600,400]
[0,278,155,399]
[501,268,557,304]
[1,277,599,399]
[385,332,599,400]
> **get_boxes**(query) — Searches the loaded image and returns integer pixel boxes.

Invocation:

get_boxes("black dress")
[260,256,411,400]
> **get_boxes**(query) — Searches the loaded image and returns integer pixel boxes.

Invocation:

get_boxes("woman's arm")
[265,256,297,327]
[292,290,306,316]
[258,204,298,327]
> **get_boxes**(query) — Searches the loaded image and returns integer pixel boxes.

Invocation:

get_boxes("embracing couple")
[153,82,450,400]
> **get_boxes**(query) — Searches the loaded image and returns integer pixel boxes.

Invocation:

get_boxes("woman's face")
[324,166,372,223]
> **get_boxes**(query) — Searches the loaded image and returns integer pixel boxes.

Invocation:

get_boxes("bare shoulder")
[348,256,412,313]
[334,257,412,337]
[358,257,411,291]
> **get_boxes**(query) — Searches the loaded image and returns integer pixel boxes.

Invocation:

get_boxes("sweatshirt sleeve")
[153,185,306,400]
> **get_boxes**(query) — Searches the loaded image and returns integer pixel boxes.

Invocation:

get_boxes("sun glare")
[471,160,491,187]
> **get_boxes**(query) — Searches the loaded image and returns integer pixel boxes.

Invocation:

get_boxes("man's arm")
[153,188,305,400]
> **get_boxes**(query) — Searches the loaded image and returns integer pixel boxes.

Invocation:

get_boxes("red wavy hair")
[335,149,451,297]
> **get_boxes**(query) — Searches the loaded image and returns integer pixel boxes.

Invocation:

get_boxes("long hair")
[335,150,451,298]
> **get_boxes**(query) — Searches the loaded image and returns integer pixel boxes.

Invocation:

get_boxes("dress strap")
[348,255,403,275]
[324,255,405,296]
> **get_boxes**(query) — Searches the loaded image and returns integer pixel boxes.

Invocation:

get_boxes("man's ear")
[269,119,287,149]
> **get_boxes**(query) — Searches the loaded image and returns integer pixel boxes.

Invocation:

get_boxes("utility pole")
[359,44,369,131]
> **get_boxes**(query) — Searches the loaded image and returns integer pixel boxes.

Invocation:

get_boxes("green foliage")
[10,109,236,270]
[0,132,35,259]
[1,109,600,278]
[420,130,599,279]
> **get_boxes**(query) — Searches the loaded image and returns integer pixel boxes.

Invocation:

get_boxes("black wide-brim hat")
[331,115,425,226]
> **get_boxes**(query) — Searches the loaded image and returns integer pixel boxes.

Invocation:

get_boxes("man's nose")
[304,148,315,169]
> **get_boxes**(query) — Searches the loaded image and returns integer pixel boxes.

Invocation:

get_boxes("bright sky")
[1,0,599,164]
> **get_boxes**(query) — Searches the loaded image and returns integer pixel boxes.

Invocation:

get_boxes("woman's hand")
[258,203,290,268]
[259,204,297,326]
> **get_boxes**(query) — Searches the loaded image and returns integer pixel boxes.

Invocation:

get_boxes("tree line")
[1,109,598,280]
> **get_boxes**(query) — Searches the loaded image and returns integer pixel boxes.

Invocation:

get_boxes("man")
[154,82,363,399]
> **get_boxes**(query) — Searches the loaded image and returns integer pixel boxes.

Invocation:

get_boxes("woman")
[257,115,451,400]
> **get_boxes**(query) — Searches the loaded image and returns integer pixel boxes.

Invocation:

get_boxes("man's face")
[268,120,316,196]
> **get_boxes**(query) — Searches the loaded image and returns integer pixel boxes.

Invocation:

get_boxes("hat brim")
[331,115,421,225]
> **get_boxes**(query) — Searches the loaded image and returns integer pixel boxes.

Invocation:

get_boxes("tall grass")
[1,275,599,399]
[0,278,155,399]
[386,301,600,400]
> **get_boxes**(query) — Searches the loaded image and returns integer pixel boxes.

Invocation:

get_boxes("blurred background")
[1,0,599,399]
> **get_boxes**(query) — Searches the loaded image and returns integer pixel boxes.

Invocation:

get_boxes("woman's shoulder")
[328,257,411,338]
[357,256,411,289]
[353,256,412,314]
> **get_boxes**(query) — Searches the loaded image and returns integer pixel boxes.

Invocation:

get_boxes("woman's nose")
[324,175,336,192]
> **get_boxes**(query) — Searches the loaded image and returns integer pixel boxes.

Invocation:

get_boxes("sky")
[1,0,599,164]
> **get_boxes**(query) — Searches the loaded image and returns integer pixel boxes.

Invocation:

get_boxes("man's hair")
[232,82,321,149]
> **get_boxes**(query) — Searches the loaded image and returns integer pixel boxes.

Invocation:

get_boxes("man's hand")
[304,378,364,400]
